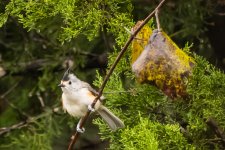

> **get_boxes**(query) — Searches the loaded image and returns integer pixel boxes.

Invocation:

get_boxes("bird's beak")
[58,83,65,87]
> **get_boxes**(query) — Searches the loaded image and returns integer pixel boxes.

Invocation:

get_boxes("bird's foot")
[88,104,95,112]
[76,126,85,133]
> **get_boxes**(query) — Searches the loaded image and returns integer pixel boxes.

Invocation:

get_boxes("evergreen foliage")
[0,0,224,149]
[93,44,225,149]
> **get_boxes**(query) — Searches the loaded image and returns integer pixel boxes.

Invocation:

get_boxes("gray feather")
[62,68,70,81]
[97,106,124,131]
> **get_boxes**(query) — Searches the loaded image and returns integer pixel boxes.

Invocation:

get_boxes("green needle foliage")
[93,43,225,149]
[0,0,225,149]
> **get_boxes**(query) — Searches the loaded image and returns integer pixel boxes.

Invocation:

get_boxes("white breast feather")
[62,88,101,117]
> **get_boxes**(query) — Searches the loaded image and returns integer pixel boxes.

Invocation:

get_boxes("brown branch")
[206,117,225,145]
[67,0,167,149]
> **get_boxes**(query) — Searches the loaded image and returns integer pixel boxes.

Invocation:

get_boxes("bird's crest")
[62,68,70,81]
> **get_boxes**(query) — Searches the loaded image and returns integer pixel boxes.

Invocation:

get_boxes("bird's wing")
[82,82,105,101]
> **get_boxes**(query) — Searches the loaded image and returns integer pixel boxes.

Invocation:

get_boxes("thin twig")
[155,9,161,32]
[36,92,45,107]
[124,27,133,35]
[67,0,166,149]
[0,81,29,118]
[0,107,61,136]
[0,80,21,99]
[0,121,28,136]
[4,98,30,118]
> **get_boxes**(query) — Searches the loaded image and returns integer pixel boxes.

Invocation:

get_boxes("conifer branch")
[0,80,21,99]
[67,0,167,149]
[0,121,28,136]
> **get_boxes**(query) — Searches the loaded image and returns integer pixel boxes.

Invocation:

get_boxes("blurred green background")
[0,0,225,149]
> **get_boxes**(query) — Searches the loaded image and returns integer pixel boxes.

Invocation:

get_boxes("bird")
[58,69,124,133]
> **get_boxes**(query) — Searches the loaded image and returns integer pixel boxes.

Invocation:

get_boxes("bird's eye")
[68,81,72,85]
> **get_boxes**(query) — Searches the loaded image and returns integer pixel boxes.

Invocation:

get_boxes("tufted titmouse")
[58,69,124,133]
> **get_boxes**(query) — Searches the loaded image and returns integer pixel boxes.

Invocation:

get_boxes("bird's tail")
[97,106,124,131]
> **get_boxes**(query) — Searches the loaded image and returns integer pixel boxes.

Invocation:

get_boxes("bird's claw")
[76,126,85,133]
[88,104,95,112]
